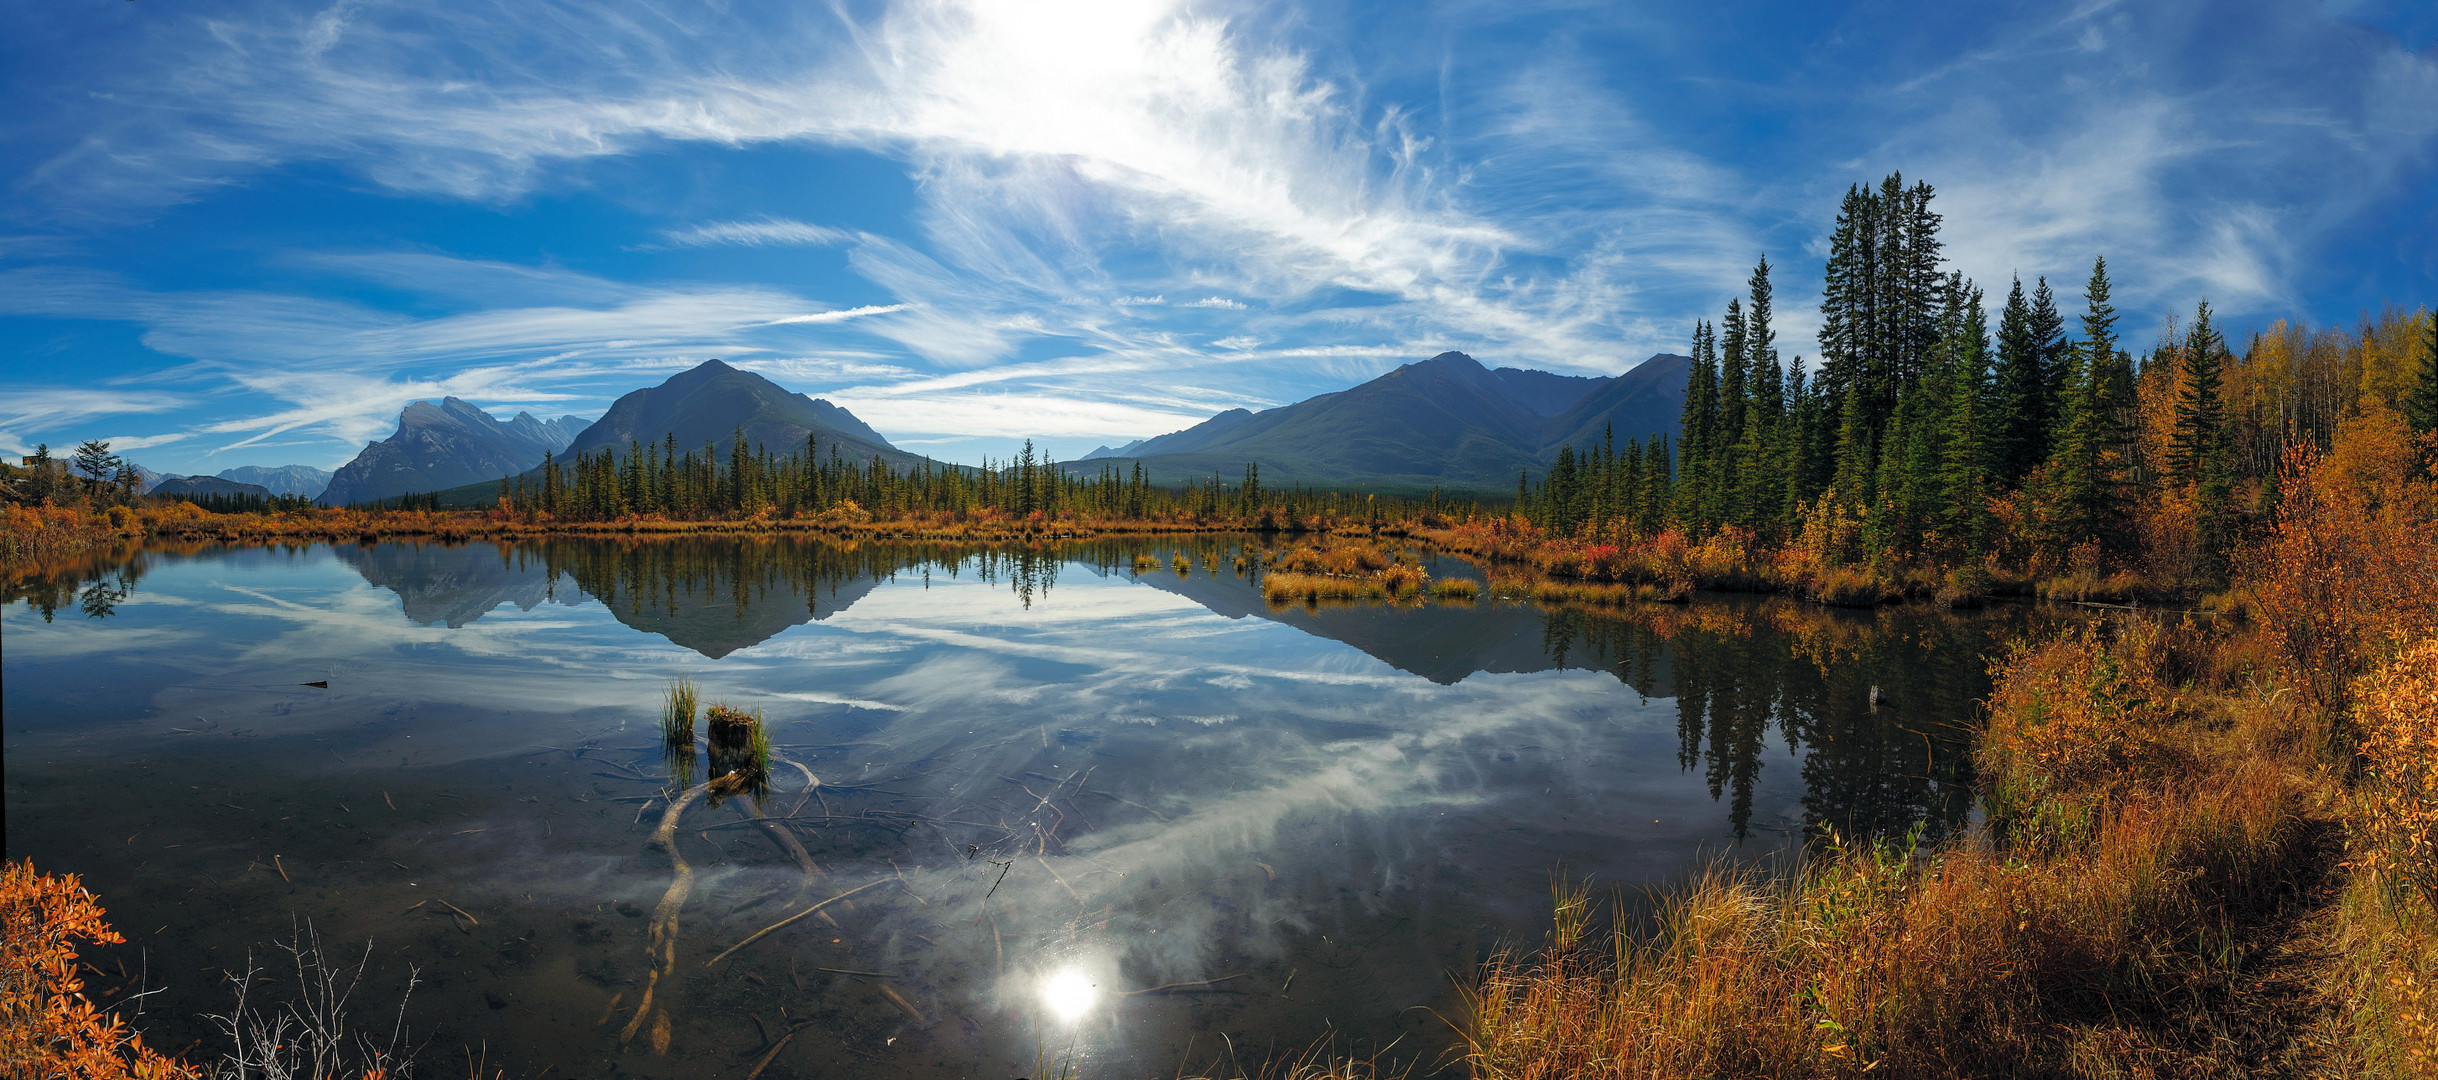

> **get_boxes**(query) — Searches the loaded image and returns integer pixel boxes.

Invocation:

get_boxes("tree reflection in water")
[1536,601,2058,847]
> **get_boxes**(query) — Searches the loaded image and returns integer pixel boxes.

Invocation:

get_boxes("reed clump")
[1132,553,1159,574]
[1427,577,1479,602]
[660,678,699,745]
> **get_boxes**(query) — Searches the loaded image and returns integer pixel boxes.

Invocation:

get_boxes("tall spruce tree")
[2043,255,2133,559]
[2028,275,2068,447]
[1678,320,1720,526]
[2405,308,2438,462]
[1990,275,2048,487]
[1939,333,1992,560]
[2172,301,2235,584]
[1817,172,1943,445]
[2168,301,2229,487]
[1740,257,1787,533]
[1818,184,1877,416]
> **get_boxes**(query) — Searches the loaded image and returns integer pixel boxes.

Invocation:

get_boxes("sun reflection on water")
[1041,967,1099,1024]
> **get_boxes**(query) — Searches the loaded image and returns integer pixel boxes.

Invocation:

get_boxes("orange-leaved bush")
[2354,639,2438,915]
[1,860,191,1079]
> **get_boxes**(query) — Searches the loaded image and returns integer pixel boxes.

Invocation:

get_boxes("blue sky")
[2,0,2433,475]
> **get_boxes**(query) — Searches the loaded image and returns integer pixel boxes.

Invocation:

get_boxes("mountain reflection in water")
[323,537,1993,845]
[2,536,2065,1080]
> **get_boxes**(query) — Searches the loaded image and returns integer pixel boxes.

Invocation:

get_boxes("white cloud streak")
[657,218,854,248]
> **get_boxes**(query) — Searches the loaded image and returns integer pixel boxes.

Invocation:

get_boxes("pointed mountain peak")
[1415,351,1483,370]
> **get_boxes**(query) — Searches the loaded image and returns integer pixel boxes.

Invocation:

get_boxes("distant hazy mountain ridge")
[1078,439,1146,460]
[217,464,331,500]
[320,398,585,507]
[1080,350,1689,493]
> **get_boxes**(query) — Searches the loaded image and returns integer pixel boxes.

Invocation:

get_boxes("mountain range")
[1071,351,1689,493]
[136,464,330,500]
[218,465,332,499]
[318,350,1687,508]
[413,359,926,508]
[319,399,586,507]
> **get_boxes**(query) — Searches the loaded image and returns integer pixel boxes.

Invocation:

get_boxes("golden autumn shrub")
[1977,619,2193,843]
[0,861,190,1079]
[2254,404,2438,712]
[2355,640,2438,915]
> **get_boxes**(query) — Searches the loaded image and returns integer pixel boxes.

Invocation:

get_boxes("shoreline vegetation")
[1467,408,2438,1078]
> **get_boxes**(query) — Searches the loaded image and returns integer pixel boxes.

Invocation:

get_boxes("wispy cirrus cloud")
[656,218,854,249]
[0,387,187,458]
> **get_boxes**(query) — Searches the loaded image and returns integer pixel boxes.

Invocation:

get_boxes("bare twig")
[703,879,891,968]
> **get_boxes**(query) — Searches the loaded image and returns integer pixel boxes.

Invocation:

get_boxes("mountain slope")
[320,398,585,506]
[1537,352,1691,456]
[217,465,333,500]
[564,359,913,467]
[1085,351,1688,494]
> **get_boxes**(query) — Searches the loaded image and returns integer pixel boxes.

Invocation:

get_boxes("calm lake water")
[3,537,2060,1077]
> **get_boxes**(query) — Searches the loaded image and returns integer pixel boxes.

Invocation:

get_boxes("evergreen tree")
[1990,275,2048,487]
[1817,173,1942,441]
[2029,275,2068,438]
[71,440,118,496]
[1925,276,1991,557]
[1720,298,1749,453]
[1739,257,1786,533]
[2042,255,2133,558]
[2168,301,2229,487]
[2405,308,2438,461]
[1678,320,1720,525]
[2172,301,2235,584]
[1817,184,1877,416]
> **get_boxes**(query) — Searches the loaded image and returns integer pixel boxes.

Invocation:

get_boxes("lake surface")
[3,537,2059,1077]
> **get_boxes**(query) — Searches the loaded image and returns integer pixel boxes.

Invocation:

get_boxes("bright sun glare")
[1041,968,1098,1023]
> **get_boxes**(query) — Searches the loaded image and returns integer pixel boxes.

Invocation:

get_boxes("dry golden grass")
[0,505,129,569]
[1256,539,1431,604]
[1262,570,1388,604]
[1468,614,2329,1079]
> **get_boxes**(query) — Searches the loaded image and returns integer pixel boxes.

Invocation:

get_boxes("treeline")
[490,431,1452,526]
[1522,171,2438,587]
[180,491,316,515]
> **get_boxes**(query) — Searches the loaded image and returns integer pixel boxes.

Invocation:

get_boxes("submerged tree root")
[620,754,829,1053]
[620,774,720,1048]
